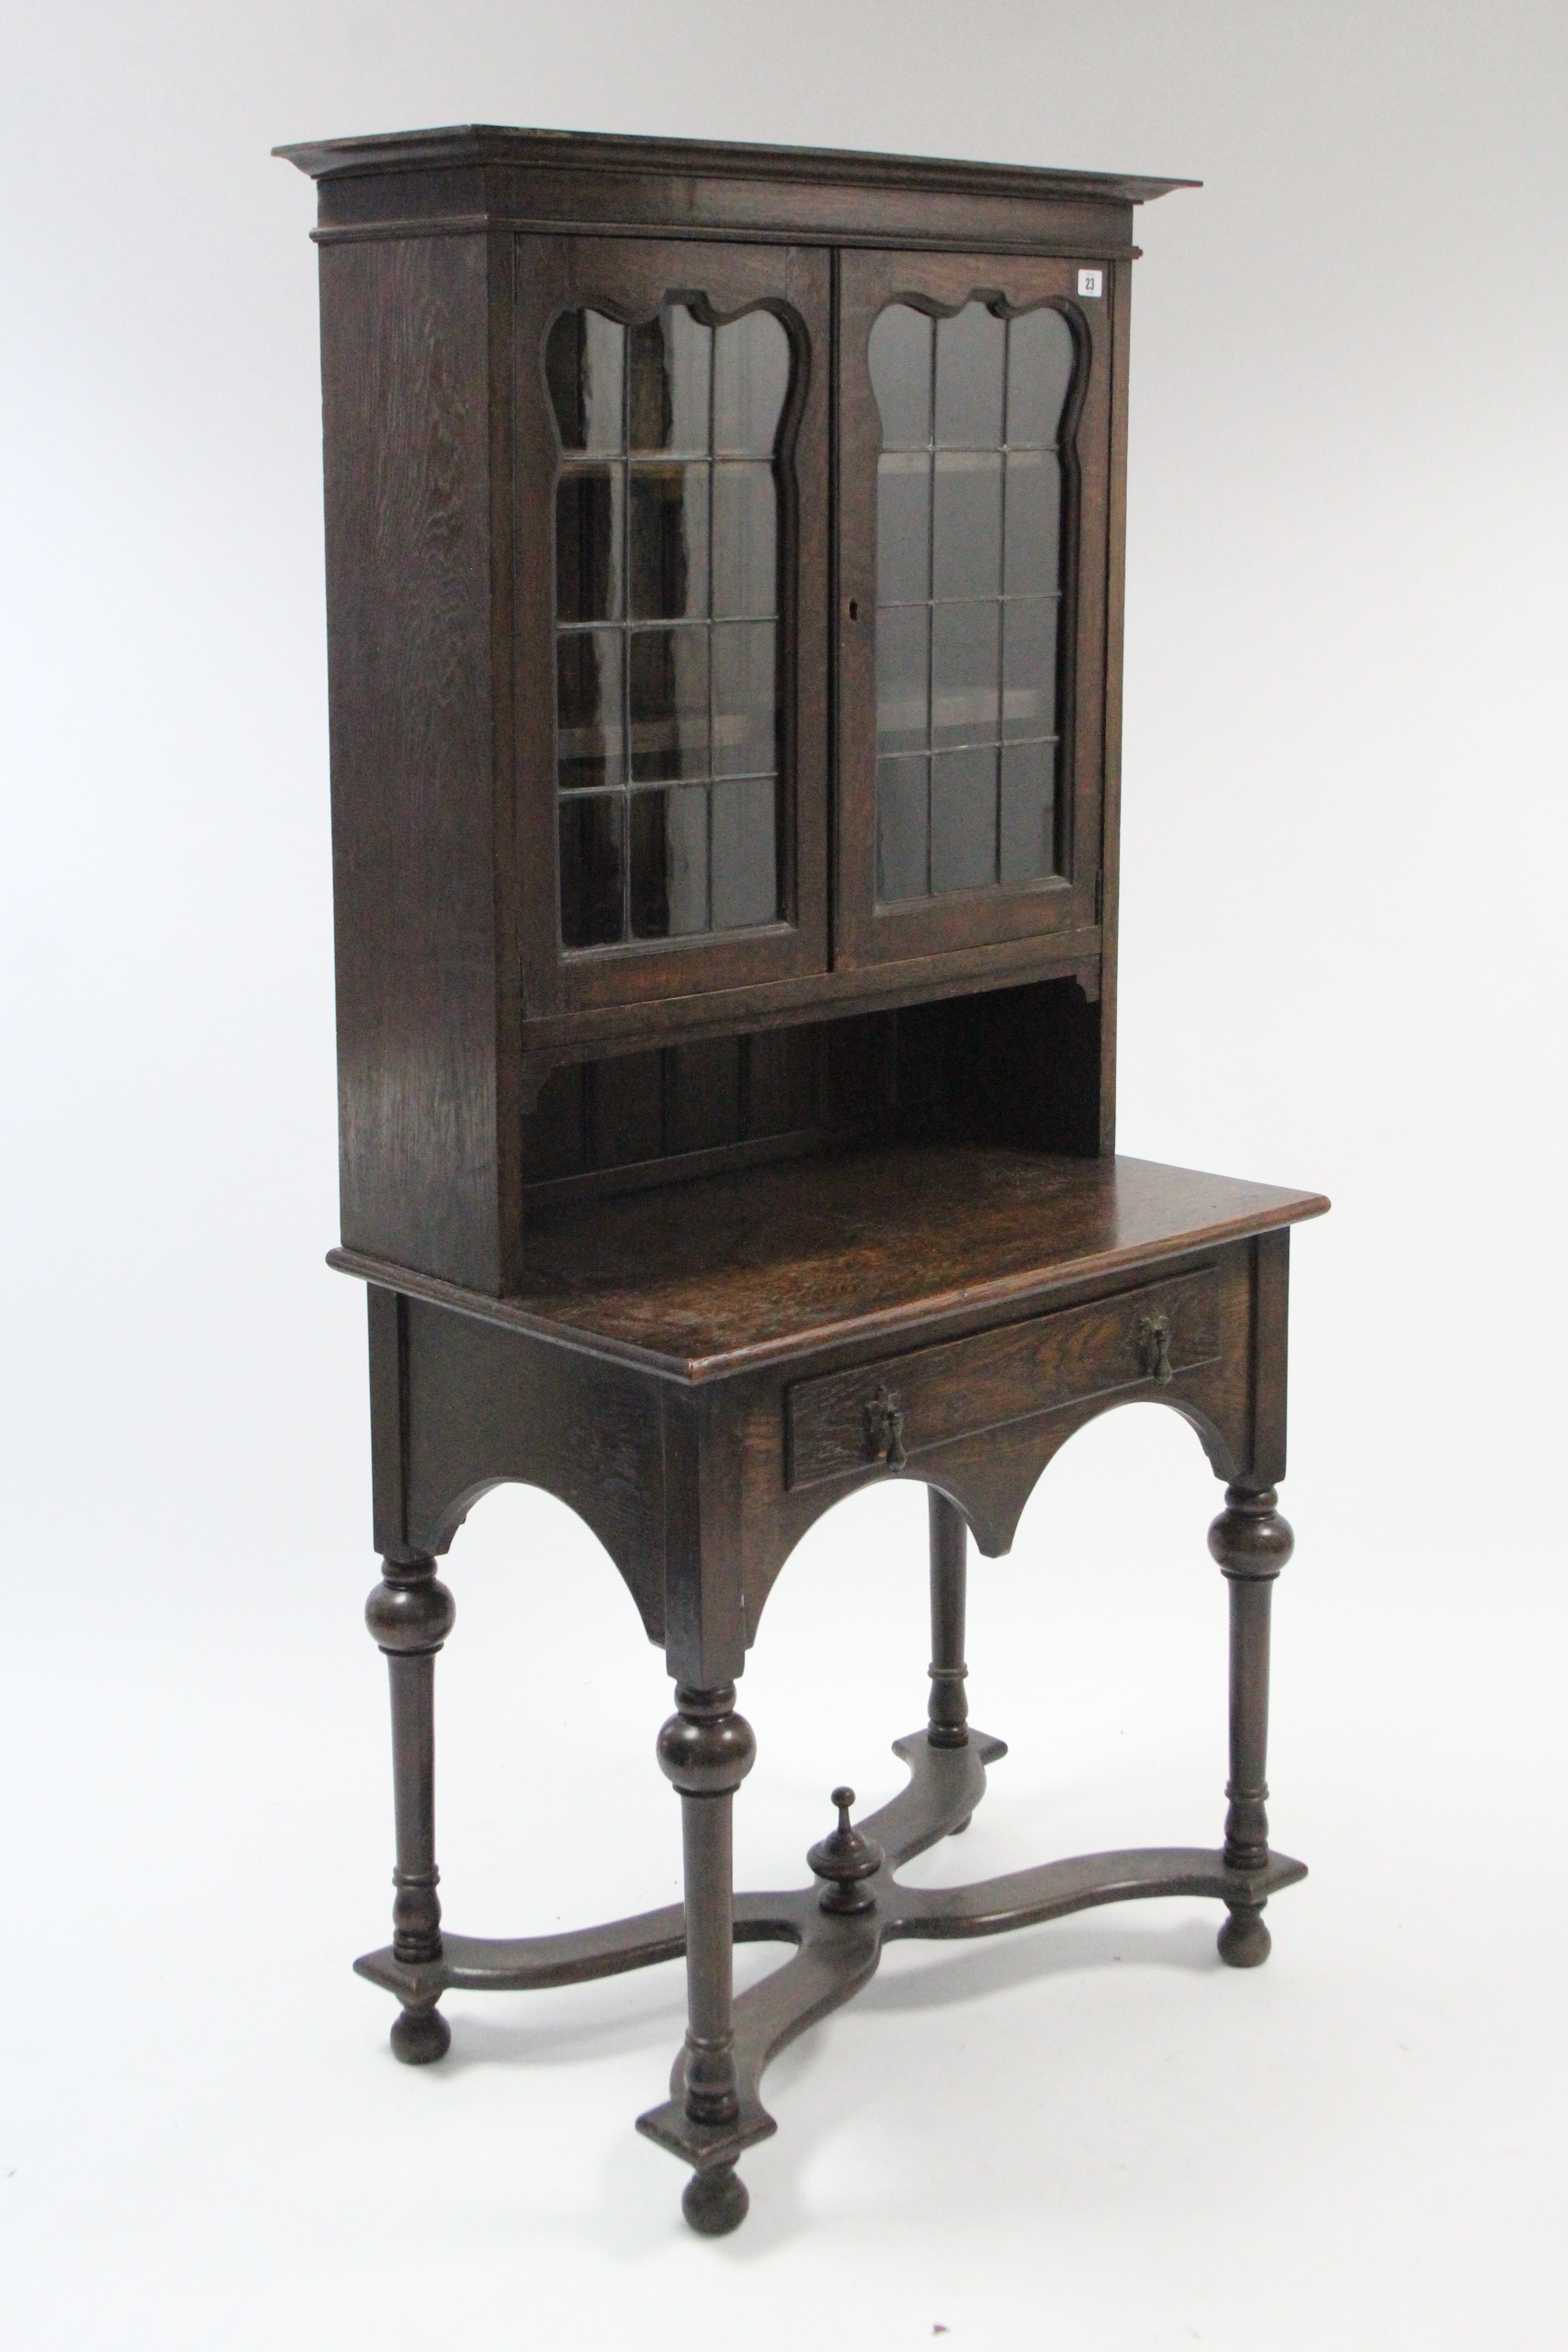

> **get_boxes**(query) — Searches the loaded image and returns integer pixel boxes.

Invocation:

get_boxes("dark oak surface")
[285,125,1320,2236]
[331,1142,1327,1378]
[277,126,1197,261]
[514,924,1103,1065]
[320,230,522,1293]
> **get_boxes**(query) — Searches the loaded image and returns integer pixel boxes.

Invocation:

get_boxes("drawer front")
[786,1268,1221,1492]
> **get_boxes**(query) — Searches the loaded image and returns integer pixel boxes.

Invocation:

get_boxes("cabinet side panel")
[320,236,506,1290]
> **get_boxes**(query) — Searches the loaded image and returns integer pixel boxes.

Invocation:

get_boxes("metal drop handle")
[865,1385,907,1470]
[1139,1313,1174,1385]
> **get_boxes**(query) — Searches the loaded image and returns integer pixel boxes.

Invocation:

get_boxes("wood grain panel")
[320,233,516,1291]
[398,1296,668,1640]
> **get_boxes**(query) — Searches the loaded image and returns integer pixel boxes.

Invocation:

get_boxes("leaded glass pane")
[711,621,776,779]
[556,630,622,790]
[877,756,929,903]
[631,784,710,939]
[1003,448,1061,597]
[712,465,777,617]
[559,794,624,947]
[931,600,1000,749]
[629,464,709,620]
[555,468,622,624]
[932,451,1002,601]
[714,309,790,456]
[931,746,998,892]
[876,603,929,758]
[547,310,624,452]
[935,305,1004,448]
[1003,599,1059,740]
[711,775,779,928]
[662,786,712,935]
[1004,306,1075,446]
[1000,741,1056,883]
[877,450,930,605]
[867,305,932,450]
[629,309,710,453]
[629,626,709,781]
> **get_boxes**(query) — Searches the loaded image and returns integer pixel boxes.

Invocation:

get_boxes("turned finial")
[807,1787,884,1914]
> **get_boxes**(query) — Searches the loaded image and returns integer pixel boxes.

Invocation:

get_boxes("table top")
[331,1143,1328,1382]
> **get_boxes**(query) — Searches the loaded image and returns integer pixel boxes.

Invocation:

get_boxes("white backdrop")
[2,5,1564,2347]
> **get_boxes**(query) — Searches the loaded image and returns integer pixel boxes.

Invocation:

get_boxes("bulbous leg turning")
[1209,1485,1293,1968]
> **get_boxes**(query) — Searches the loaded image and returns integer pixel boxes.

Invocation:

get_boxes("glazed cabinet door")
[515,240,831,1016]
[836,251,1115,968]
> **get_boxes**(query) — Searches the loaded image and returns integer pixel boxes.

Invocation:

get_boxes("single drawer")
[786,1267,1221,1492]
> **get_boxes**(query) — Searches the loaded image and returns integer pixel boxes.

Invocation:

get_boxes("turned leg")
[1208,1485,1293,1966]
[656,1683,757,2235]
[927,1491,971,1782]
[366,1555,456,2060]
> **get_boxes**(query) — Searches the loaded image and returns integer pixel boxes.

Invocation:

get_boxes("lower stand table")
[333,1142,1328,2235]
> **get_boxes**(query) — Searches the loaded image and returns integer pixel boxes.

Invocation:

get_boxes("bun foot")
[390,2001,451,2063]
[949,1813,973,1836]
[681,2162,750,2236]
[1218,1904,1271,1968]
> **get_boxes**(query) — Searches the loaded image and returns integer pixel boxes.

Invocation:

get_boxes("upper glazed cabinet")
[280,128,1186,1291]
